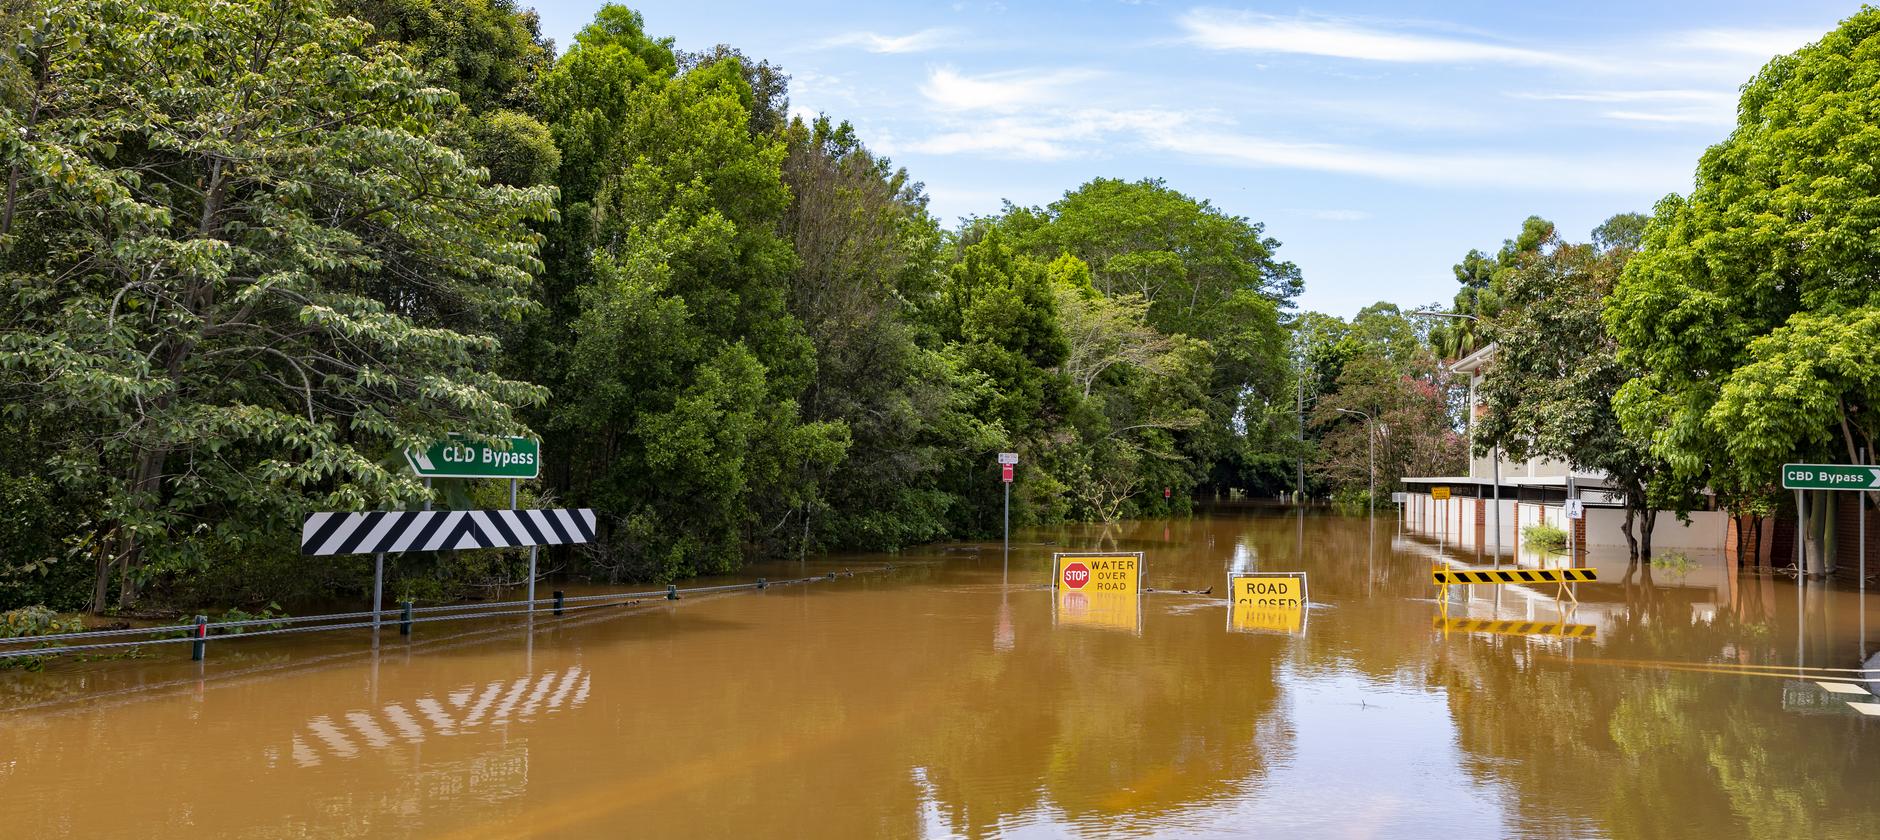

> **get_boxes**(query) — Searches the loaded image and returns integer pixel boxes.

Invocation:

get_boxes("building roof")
[1451,343,1500,374]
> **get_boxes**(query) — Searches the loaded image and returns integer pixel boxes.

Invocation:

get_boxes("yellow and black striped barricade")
[1432,568,1596,585]
[1432,616,1597,639]
[1432,566,1596,606]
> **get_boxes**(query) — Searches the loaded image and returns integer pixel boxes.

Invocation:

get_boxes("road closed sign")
[1229,572,1308,635]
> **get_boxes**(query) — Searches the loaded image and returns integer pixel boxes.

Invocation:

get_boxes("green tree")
[1608,9,1880,557]
[341,1,562,188]
[540,12,839,579]
[1475,215,1694,558]
[928,227,1072,530]
[0,0,556,611]
[780,115,996,549]
[1051,255,1210,520]
[999,178,1295,497]
[1309,305,1464,506]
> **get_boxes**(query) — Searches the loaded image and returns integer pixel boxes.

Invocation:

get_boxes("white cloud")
[1142,125,1677,193]
[919,66,1102,112]
[1291,209,1373,222]
[1515,89,1734,105]
[1513,88,1738,126]
[1179,9,1590,69]
[1599,109,1728,125]
[898,104,1674,193]
[819,28,957,54]
[1667,28,1822,56]
[901,108,1190,160]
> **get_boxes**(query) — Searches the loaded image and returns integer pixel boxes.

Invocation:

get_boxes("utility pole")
[1492,446,1502,564]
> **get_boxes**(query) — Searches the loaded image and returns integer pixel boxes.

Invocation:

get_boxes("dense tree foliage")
[0,0,1310,613]
[1471,215,1695,558]
[0,0,555,611]
[1301,304,1466,507]
[1607,8,1880,568]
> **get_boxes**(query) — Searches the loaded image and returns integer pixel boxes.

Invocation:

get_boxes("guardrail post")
[399,601,413,636]
[191,615,207,661]
[756,578,767,590]
[553,590,565,616]
[666,584,678,601]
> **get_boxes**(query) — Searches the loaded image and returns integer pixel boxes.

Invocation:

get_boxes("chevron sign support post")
[301,509,596,556]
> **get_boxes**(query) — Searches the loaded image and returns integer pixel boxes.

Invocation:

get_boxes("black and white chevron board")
[301,509,596,556]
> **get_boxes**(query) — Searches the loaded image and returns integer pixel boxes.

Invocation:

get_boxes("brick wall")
[1832,494,1878,583]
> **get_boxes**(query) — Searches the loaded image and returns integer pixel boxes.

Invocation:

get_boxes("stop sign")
[1062,562,1090,589]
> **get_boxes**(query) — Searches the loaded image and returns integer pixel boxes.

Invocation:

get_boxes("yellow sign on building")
[1053,553,1144,633]
[1228,572,1308,635]
[1431,486,1451,501]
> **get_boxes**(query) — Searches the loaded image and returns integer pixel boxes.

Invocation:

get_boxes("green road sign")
[406,435,539,479]
[1782,463,1880,491]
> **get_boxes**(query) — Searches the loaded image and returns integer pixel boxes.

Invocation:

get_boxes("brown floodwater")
[3,505,1878,838]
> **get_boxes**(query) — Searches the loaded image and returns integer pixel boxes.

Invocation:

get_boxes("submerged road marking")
[1816,681,1871,695]
[1849,702,1880,716]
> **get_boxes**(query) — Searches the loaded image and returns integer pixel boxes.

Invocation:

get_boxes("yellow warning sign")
[1228,573,1308,635]
[1432,567,1596,585]
[1053,553,1144,633]
[1433,616,1596,639]
[1054,553,1142,595]
[1431,486,1451,501]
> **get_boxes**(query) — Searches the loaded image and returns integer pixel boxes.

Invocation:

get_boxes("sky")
[532,1,1857,318]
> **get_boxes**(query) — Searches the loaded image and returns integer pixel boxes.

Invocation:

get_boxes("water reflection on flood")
[0,505,1875,838]
[284,665,589,768]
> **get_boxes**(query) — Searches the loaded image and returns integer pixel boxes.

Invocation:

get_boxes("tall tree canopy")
[1608,9,1880,513]
[1474,215,1692,558]
[0,0,556,609]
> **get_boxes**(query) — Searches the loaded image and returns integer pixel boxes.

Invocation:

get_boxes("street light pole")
[1336,408,1374,516]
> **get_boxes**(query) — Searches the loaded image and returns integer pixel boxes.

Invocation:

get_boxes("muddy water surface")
[3,506,1877,838]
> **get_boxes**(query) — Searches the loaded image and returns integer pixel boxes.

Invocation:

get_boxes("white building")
[1399,344,1728,558]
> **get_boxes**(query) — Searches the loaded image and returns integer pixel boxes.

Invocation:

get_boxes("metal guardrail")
[0,569,876,662]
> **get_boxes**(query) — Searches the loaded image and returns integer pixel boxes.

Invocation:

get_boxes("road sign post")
[999,453,1018,574]
[1782,463,1880,577]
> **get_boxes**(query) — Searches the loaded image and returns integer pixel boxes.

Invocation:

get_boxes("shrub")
[1523,523,1568,554]
[0,606,84,671]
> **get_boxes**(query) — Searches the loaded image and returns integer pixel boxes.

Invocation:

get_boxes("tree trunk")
[1620,507,1640,560]
[91,540,112,615]
[117,446,168,609]
[1749,516,1763,567]
[1638,507,1657,560]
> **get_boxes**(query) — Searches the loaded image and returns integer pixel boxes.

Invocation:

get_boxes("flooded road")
[3,506,1878,838]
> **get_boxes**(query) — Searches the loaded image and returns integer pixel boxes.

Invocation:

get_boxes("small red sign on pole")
[1002,463,1014,483]
[1164,486,1171,499]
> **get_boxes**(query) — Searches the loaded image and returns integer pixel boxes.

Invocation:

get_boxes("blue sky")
[533,1,1856,317]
